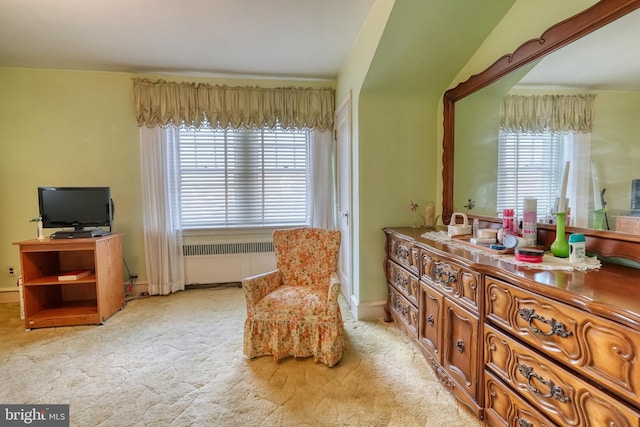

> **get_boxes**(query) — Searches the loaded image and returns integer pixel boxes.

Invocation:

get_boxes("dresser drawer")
[423,252,480,312]
[485,276,640,407]
[485,325,640,427]
[442,297,480,402]
[388,284,418,338]
[484,370,556,427]
[386,259,419,306]
[388,233,419,274]
[419,282,443,364]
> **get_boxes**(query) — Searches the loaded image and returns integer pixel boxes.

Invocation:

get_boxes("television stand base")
[51,229,110,239]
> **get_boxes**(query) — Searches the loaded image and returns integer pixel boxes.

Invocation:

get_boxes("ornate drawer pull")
[516,418,533,427]
[455,339,465,353]
[518,308,573,338]
[394,271,408,288]
[427,314,434,326]
[434,266,457,285]
[395,243,410,263]
[518,364,570,403]
[394,299,408,316]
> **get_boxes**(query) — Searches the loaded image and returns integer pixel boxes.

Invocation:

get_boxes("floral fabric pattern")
[243,227,343,367]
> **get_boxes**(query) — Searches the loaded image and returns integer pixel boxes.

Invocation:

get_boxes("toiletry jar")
[515,248,544,263]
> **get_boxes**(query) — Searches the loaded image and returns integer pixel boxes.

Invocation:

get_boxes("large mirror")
[442,0,640,260]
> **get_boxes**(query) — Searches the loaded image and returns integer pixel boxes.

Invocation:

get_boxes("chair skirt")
[243,308,344,367]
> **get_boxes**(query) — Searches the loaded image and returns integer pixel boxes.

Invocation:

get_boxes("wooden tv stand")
[13,234,124,330]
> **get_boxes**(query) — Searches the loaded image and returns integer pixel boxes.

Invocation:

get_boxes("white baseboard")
[0,288,19,303]
[350,294,386,321]
[128,281,149,297]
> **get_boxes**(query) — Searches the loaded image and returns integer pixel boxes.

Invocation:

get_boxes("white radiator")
[183,241,276,285]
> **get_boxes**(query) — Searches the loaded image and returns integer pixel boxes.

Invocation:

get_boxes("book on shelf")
[58,269,92,281]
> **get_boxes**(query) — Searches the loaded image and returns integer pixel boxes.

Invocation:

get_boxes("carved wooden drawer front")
[386,259,419,306]
[388,284,418,338]
[388,234,419,274]
[485,276,640,407]
[429,255,479,311]
[442,297,479,402]
[419,249,433,282]
[485,325,640,427]
[419,282,443,364]
[484,370,556,427]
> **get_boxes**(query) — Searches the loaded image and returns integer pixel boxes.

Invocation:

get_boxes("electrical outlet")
[7,266,16,277]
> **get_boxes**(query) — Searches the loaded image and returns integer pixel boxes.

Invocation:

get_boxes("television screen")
[38,187,113,230]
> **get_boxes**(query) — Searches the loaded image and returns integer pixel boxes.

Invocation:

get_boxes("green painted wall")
[350,0,603,306]
[0,68,143,291]
[591,90,640,219]
[335,0,397,305]
[351,0,517,305]
[0,67,332,291]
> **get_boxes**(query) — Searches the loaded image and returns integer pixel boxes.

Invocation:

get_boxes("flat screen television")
[38,187,114,235]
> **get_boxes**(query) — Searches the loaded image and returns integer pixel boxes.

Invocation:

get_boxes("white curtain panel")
[308,130,336,229]
[565,132,592,228]
[139,126,185,295]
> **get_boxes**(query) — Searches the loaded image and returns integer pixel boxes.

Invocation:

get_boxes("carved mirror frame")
[441,0,640,263]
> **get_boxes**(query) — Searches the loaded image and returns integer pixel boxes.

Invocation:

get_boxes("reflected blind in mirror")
[497,131,565,220]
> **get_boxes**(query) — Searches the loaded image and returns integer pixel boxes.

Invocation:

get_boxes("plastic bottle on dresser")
[569,233,586,263]
[503,234,530,249]
[522,198,537,246]
[502,208,516,235]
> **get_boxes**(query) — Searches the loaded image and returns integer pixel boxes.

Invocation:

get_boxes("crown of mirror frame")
[442,0,640,264]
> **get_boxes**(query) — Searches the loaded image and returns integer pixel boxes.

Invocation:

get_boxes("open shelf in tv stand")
[13,234,124,330]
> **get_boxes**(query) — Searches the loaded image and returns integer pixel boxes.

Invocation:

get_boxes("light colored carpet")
[0,287,484,427]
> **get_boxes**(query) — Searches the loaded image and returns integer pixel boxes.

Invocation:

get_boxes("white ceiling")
[517,7,640,90]
[0,0,375,80]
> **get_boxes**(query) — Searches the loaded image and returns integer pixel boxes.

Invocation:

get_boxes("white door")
[335,94,352,305]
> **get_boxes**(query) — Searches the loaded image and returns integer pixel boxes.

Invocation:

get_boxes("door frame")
[334,92,353,305]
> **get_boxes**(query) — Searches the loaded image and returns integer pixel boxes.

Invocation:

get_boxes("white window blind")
[497,131,566,220]
[179,124,309,229]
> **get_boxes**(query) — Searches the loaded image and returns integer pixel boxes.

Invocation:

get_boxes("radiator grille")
[183,241,274,257]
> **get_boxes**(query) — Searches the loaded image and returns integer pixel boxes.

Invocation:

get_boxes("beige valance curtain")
[500,94,595,134]
[132,78,335,131]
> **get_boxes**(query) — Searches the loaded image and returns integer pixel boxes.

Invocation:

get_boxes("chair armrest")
[327,272,341,317]
[242,270,282,314]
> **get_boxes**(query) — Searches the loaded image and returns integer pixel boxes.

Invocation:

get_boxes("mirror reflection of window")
[497,95,595,228]
[496,131,565,223]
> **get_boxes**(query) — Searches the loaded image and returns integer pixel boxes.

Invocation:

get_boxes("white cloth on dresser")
[421,231,601,271]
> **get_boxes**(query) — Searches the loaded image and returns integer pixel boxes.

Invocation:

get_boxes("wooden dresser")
[383,227,640,426]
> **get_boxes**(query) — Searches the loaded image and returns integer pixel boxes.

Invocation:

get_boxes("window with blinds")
[178,124,309,229]
[497,131,566,220]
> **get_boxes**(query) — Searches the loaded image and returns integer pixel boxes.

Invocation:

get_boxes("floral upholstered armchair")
[242,227,343,367]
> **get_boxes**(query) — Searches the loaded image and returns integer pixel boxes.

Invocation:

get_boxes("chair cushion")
[253,285,330,317]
